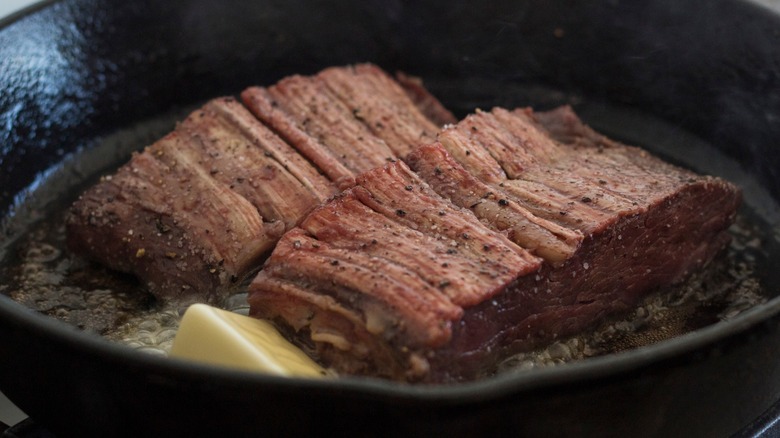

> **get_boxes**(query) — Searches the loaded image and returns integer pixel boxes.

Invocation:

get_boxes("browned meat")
[418,107,741,382]
[249,160,541,380]
[406,143,583,265]
[67,65,453,304]
[240,76,394,184]
[248,105,740,383]
[430,107,706,234]
[66,60,739,381]
[179,98,335,228]
[531,104,615,147]
[240,64,447,186]
[67,98,334,303]
[317,64,444,157]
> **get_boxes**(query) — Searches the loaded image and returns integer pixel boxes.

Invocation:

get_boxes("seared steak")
[249,160,541,379]
[248,106,740,383]
[66,65,452,304]
[67,61,740,382]
[240,64,455,187]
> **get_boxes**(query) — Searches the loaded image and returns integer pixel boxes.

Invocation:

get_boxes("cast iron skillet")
[2,0,780,436]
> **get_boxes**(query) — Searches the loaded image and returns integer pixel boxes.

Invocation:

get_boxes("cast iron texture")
[1,0,780,436]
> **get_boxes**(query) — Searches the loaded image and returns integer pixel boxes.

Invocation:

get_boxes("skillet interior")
[2,0,780,436]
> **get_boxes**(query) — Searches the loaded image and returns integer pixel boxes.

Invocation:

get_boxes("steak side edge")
[248,106,741,382]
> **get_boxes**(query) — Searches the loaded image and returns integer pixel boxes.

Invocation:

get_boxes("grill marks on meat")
[263,229,462,347]
[179,98,334,228]
[142,132,278,277]
[299,196,516,307]
[249,105,740,383]
[420,106,712,238]
[67,64,452,304]
[351,161,540,305]
[241,64,450,186]
[242,77,394,183]
[405,107,738,382]
[250,160,540,380]
[67,130,281,303]
[317,64,444,156]
[406,144,583,264]
[67,100,328,303]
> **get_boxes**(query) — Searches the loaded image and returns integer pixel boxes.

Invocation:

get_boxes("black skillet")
[2,0,780,436]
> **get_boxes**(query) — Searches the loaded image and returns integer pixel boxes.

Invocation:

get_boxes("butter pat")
[170,304,327,378]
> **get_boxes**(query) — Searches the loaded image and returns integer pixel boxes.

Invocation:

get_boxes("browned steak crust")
[67,65,452,304]
[249,106,740,383]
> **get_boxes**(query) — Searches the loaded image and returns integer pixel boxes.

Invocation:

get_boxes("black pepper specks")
[155,220,171,234]
[396,209,407,217]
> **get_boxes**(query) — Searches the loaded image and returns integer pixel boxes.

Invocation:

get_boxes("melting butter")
[170,304,328,378]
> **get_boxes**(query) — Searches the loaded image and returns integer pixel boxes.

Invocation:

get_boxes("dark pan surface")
[2,0,780,436]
